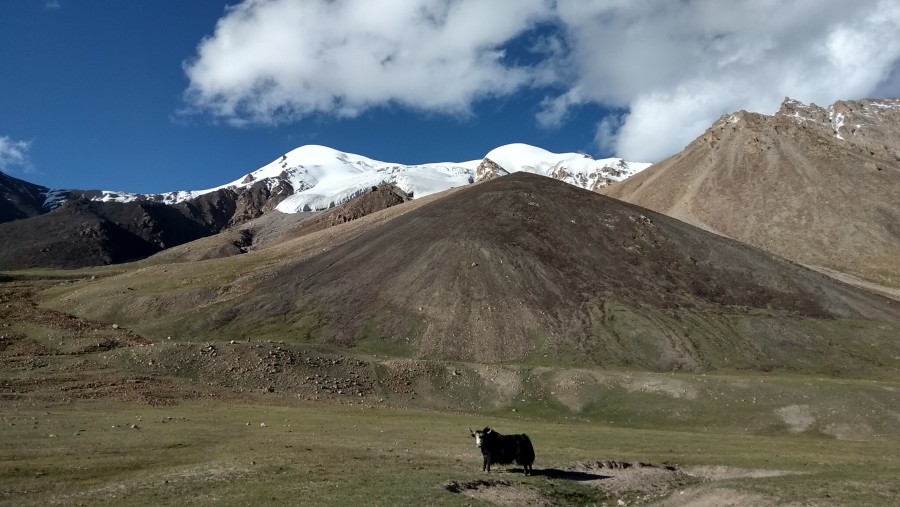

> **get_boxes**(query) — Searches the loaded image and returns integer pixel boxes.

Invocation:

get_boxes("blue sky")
[2,0,899,194]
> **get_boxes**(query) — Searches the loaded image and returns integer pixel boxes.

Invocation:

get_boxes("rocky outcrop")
[549,157,635,192]
[776,97,900,164]
[229,179,294,226]
[475,157,508,181]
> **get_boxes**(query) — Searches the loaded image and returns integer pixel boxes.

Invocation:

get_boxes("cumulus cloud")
[553,0,900,161]
[0,136,32,174]
[183,0,554,124]
[184,0,900,161]
[593,114,623,154]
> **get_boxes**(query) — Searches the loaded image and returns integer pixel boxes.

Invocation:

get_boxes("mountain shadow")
[0,170,53,223]
[0,198,213,269]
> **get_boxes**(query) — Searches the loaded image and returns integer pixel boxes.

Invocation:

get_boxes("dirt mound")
[444,461,797,507]
[445,479,553,507]
[652,487,801,507]
[573,461,691,497]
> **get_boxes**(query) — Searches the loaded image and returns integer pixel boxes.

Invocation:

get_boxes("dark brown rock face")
[475,157,509,181]
[0,171,53,222]
[0,176,296,269]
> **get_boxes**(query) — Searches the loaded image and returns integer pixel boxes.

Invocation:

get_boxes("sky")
[2,0,899,194]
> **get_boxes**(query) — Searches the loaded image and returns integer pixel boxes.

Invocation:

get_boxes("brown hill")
[144,183,412,264]
[0,168,298,268]
[603,98,900,289]
[0,198,218,269]
[0,182,294,270]
[0,175,410,270]
[46,173,900,374]
[271,183,411,244]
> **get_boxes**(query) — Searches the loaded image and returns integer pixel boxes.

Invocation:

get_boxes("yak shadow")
[510,468,611,481]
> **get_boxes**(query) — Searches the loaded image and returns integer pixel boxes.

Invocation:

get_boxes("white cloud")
[0,136,32,174]
[184,0,900,161]
[594,114,623,154]
[553,0,900,161]
[183,0,554,125]
[536,86,585,128]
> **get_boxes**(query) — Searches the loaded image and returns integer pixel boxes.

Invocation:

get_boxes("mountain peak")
[482,143,650,191]
[85,143,651,214]
[772,97,900,155]
[1,143,652,239]
[605,95,900,288]
[775,97,831,128]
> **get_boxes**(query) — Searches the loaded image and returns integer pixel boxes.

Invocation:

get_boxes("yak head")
[469,427,493,448]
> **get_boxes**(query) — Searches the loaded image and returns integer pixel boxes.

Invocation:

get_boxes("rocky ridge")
[605,97,900,288]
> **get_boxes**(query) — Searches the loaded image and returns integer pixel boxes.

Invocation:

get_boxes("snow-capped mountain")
[476,144,650,191]
[81,143,650,214]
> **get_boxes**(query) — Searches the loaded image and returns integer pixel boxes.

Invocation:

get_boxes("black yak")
[469,426,535,475]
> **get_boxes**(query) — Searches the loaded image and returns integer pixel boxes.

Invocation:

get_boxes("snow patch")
[829,110,846,140]
[484,143,652,190]
[42,189,69,211]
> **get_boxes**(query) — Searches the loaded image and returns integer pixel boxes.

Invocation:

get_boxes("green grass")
[10,264,900,505]
[0,267,125,282]
[35,257,900,379]
[5,321,124,355]
[353,309,418,357]
[2,399,900,506]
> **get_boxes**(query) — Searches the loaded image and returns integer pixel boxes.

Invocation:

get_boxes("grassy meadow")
[2,395,900,506]
[4,269,900,506]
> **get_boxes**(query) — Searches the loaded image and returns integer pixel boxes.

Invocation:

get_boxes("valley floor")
[3,399,900,506]
[2,276,900,506]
